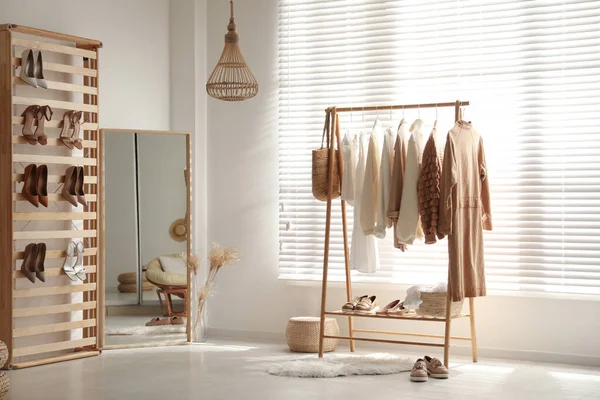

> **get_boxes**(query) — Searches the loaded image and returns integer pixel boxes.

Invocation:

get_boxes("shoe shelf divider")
[318,101,478,368]
[0,24,102,369]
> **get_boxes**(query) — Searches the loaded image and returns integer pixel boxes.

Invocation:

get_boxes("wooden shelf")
[14,301,97,318]
[13,265,97,279]
[1,23,101,370]
[13,96,98,113]
[13,173,97,184]
[13,230,97,240]
[13,153,97,166]
[12,57,98,77]
[12,116,98,131]
[11,350,99,369]
[12,337,97,358]
[13,193,97,202]
[325,310,470,321]
[5,24,102,48]
[13,283,97,299]
[13,247,97,261]
[13,212,97,221]
[13,77,98,95]
[12,37,97,59]
[14,318,96,338]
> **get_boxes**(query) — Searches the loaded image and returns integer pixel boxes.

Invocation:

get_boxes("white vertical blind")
[278,0,600,296]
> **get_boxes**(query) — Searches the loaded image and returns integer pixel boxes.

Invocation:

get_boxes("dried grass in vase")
[186,243,240,340]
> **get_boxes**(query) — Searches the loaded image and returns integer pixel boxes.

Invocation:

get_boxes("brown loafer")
[146,317,171,327]
[170,316,185,325]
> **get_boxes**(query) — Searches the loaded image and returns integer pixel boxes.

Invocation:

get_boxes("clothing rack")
[317,100,477,367]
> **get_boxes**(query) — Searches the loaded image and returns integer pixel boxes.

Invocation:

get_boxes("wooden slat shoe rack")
[0,24,102,369]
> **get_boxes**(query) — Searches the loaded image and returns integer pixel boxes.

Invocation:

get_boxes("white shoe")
[74,241,87,282]
[20,49,38,88]
[34,51,48,89]
[62,241,78,281]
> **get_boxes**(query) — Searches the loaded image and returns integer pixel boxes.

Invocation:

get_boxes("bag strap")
[321,110,331,149]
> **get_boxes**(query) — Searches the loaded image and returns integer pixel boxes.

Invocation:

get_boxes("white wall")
[204,0,600,366]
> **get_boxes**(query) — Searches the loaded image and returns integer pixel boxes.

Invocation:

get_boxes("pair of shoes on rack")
[21,105,53,145]
[376,299,411,316]
[62,241,86,282]
[62,166,87,207]
[21,243,46,283]
[22,164,48,207]
[342,295,379,314]
[19,49,47,89]
[410,356,449,382]
[145,316,186,327]
[59,110,84,149]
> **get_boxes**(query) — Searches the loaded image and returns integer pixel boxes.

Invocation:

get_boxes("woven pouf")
[286,317,339,353]
[0,341,7,369]
[0,371,9,399]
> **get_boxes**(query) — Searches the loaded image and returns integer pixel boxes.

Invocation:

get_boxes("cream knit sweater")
[360,121,382,236]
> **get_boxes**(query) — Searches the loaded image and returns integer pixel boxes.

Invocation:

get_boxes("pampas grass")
[187,243,240,340]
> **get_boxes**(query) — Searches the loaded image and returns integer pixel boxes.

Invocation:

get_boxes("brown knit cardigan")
[417,130,444,244]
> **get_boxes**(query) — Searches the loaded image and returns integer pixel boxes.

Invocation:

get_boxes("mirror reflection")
[103,131,188,346]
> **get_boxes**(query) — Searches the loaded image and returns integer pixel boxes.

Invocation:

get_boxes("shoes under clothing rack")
[317,100,478,367]
[0,24,102,369]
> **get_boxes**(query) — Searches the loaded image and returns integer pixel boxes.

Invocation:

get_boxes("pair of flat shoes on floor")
[145,316,186,326]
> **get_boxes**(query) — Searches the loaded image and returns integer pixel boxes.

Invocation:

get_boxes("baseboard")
[207,327,600,368]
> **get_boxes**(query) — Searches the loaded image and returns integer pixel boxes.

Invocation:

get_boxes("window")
[278,0,600,296]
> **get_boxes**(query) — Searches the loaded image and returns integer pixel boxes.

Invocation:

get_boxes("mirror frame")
[98,129,192,349]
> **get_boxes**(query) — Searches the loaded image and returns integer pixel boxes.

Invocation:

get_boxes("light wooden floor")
[5,340,600,400]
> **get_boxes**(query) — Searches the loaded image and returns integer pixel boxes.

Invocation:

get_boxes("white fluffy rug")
[268,353,413,378]
[106,325,186,336]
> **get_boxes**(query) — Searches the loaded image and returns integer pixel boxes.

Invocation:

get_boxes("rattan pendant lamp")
[206,0,258,101]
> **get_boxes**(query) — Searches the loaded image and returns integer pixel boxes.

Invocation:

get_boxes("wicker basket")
[286,317,339,353]
[416,292,464,318]
[0,371,9,399]
[0,341,7,369]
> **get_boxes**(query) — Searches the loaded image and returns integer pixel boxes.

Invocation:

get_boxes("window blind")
[278,0,600,296]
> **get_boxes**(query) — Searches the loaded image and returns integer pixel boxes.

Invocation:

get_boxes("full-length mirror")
[99,129,191,348]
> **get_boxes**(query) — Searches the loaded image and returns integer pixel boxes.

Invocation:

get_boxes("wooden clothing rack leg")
[317,100,478,366]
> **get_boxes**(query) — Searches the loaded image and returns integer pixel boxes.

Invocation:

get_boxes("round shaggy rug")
[267,353,413,378]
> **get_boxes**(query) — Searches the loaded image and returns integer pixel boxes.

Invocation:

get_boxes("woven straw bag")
[312,110,341,201]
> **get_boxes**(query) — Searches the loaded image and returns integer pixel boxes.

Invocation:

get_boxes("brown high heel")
[22,164,40,207]
[21,105,39,145]
[34,105,53,146]
[59,110,74,149]
[37,164,49,207]
[62,166,78,207]
[21,243,38,283]
[71,111,83,150]
[75,166,87,207]
[35,243,46,282]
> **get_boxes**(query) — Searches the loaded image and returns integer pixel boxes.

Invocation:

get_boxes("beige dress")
[438,121,492,302]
